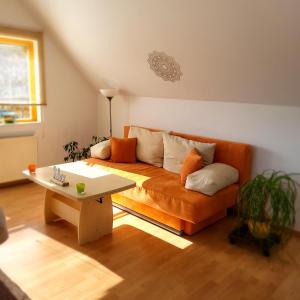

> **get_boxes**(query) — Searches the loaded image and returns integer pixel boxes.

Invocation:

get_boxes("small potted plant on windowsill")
[229,170,299,256]
[0,110,18,124]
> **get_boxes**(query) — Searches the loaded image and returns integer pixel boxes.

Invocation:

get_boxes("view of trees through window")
[0,43,30,103]
[0,35,39,123]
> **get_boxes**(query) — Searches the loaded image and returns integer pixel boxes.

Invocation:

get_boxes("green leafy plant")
[237,170,299,239]
[63,136,108,162]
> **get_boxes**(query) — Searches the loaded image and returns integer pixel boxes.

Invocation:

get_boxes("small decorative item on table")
[76,183,85,194]
[28,163,36,174]
[50,166,69,186]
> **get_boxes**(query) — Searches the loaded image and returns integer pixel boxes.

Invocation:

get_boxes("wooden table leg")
[78,194,113,245]
[44,190,59,224]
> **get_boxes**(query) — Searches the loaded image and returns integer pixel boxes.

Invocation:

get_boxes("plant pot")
[248,220,271,239]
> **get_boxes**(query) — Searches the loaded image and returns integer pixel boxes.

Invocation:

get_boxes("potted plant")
[63,136,108,162]
[230,170,299,256]
[0,110,18,124]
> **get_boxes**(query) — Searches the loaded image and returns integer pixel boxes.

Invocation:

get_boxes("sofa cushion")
[128,126,164,167]
[170,130,252,185]
[90,140,111,160]
[125,126,252,185]
[180,148,203,185]
[162,133,216,174]
[85,158,238,223]
[185,163,239,196]
[110,137,137,163]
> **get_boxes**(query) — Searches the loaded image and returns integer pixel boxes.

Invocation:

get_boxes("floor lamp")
[99,89,119,137]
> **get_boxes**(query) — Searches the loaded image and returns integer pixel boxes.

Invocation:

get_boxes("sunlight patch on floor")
[113,214,193,249]
[0,227,124,299]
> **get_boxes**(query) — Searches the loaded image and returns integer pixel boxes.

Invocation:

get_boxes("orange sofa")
[86,126,252,235]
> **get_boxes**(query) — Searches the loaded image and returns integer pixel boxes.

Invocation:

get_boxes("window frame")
[0,26,46,124]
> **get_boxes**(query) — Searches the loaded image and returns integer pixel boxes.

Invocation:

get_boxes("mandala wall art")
[147,51,182,82]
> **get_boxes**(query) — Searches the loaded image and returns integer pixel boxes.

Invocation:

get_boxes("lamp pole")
[99,89,118,138]
[107,96,113,137]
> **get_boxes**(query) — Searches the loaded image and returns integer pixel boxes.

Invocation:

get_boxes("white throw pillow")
[185,163,239,196]
[128,126,164,167]
[90,140,111,160]
[162,133,216,173]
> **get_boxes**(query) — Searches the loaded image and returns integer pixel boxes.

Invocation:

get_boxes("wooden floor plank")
[0,183,300,300]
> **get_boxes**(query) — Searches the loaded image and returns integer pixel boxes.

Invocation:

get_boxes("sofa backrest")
[124,125,252,185]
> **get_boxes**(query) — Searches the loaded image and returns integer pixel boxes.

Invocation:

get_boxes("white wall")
[126,96,300,230]
[22,0,300,106]
[0,0,97,166]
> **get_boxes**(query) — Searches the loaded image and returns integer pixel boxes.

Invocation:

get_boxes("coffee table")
[23,161,135,245]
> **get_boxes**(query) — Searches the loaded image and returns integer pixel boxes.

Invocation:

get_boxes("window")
[0,27,45,124]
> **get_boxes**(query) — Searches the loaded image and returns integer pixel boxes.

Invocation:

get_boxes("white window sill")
[0,121,41,138]
[0,121,41,127]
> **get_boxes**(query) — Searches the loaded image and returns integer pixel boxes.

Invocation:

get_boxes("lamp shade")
[99,89,119,98]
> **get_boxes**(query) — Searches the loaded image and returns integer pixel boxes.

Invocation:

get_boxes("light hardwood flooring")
[0,183,300,300]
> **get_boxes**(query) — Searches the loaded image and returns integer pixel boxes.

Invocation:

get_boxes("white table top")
[23,161,136,201]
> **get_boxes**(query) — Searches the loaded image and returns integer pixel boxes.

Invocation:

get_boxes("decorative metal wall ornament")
[147,51,182,82]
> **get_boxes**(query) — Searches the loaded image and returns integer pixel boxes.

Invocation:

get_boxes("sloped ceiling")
[22,0,300,106]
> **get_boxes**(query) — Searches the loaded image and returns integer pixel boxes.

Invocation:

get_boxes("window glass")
[0,43,30,103]
[0,35,40,124]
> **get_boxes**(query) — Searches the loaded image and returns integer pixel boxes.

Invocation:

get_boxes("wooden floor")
[0,183,300,300]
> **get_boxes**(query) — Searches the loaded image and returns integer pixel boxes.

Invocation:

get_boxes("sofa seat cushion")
[140,174,238,223]
[86,158,169,179]
[86,158,169,188]
[85,158,238,224]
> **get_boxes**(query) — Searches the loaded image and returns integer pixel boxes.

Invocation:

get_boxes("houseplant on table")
[229,170,299,256]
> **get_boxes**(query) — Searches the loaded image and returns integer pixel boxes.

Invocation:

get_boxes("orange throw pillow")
[110,137,137,163]
[180,148,203,185]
